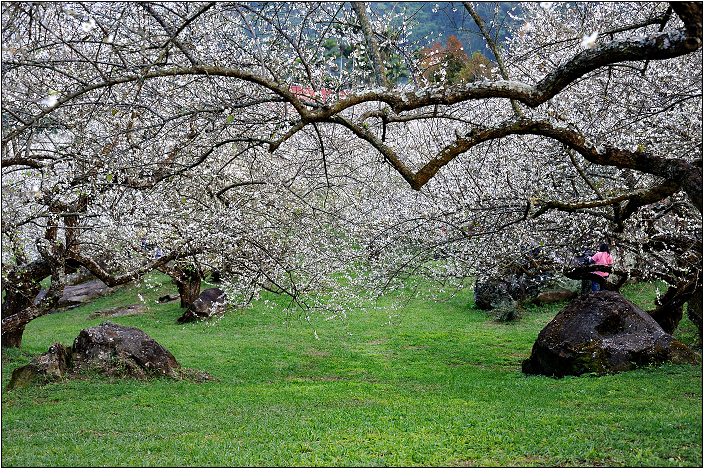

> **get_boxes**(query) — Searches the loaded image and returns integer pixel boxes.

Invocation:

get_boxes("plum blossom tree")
[2,2,702,347]
[0,2,375,346]
[377,1,701,333]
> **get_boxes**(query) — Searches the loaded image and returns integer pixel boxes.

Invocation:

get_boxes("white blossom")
[81,17,96,33]
[581,31,599,49]
[41,90,58,107]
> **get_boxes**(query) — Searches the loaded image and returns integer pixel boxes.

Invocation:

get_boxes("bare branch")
[351,2,389,89]
[463,2,522,118]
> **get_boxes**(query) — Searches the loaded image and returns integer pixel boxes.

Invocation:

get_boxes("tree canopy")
[2,2,702,347]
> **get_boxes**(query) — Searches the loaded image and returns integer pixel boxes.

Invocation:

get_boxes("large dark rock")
[7,342,71,390]
[474,276,517,310]
[6,323,216,389]
[72,321,180,378]
[522,291,699,377]
[177,288,228,323]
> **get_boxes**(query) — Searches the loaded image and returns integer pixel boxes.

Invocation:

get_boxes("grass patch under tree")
[2,273,701,466]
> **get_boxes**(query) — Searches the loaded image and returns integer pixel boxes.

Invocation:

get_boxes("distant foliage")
[421,34,495,84]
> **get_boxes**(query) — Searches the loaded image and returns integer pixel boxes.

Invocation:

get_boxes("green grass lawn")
[2,274,702,466]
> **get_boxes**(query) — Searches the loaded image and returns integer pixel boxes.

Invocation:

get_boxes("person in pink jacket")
[590,243,613,291]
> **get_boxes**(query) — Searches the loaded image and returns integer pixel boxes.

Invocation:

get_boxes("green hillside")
[373,2,518,59]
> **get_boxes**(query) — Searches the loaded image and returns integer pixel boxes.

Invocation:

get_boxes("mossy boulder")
[7,322,215,390]
[522,291,699,377]
[72,321,180,378]
[7,342,71,390]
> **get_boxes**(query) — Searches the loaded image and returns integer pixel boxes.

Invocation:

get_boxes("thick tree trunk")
[648,275,699,335]
[649,293,684,335]
[176,275,202,308]
[2,320,27,348]
[1,288,38,348]
[155,261,203,308]
[2,303,55,349]
[2,259,52,348]
[2,326,26,348]
[686,274,702,344]
[174,265,202,308]
[2,275,65,349]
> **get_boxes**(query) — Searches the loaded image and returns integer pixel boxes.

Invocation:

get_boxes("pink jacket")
[591,251,613,277]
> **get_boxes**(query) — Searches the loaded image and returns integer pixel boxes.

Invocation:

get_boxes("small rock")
[157,294,180,303]
[86,304,147,320]
[177,288,228,323]
[7,342,71,390]
[534,289,578,305]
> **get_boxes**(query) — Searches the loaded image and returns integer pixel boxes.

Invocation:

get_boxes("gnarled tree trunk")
[157,263,203,308]
[176,267,202,308]
[2,287,39,348]
[686,272,702,344]
[1,259,52,348]
[2,251,66,349]
[646,273,700,335]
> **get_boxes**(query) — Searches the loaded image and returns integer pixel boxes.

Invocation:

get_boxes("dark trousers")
[591,276,608,291]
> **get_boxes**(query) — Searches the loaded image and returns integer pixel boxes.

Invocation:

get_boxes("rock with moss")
[522,291,699,377]
[7,342,71,390]
[72,321,181,378]
[7,322,216,389]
